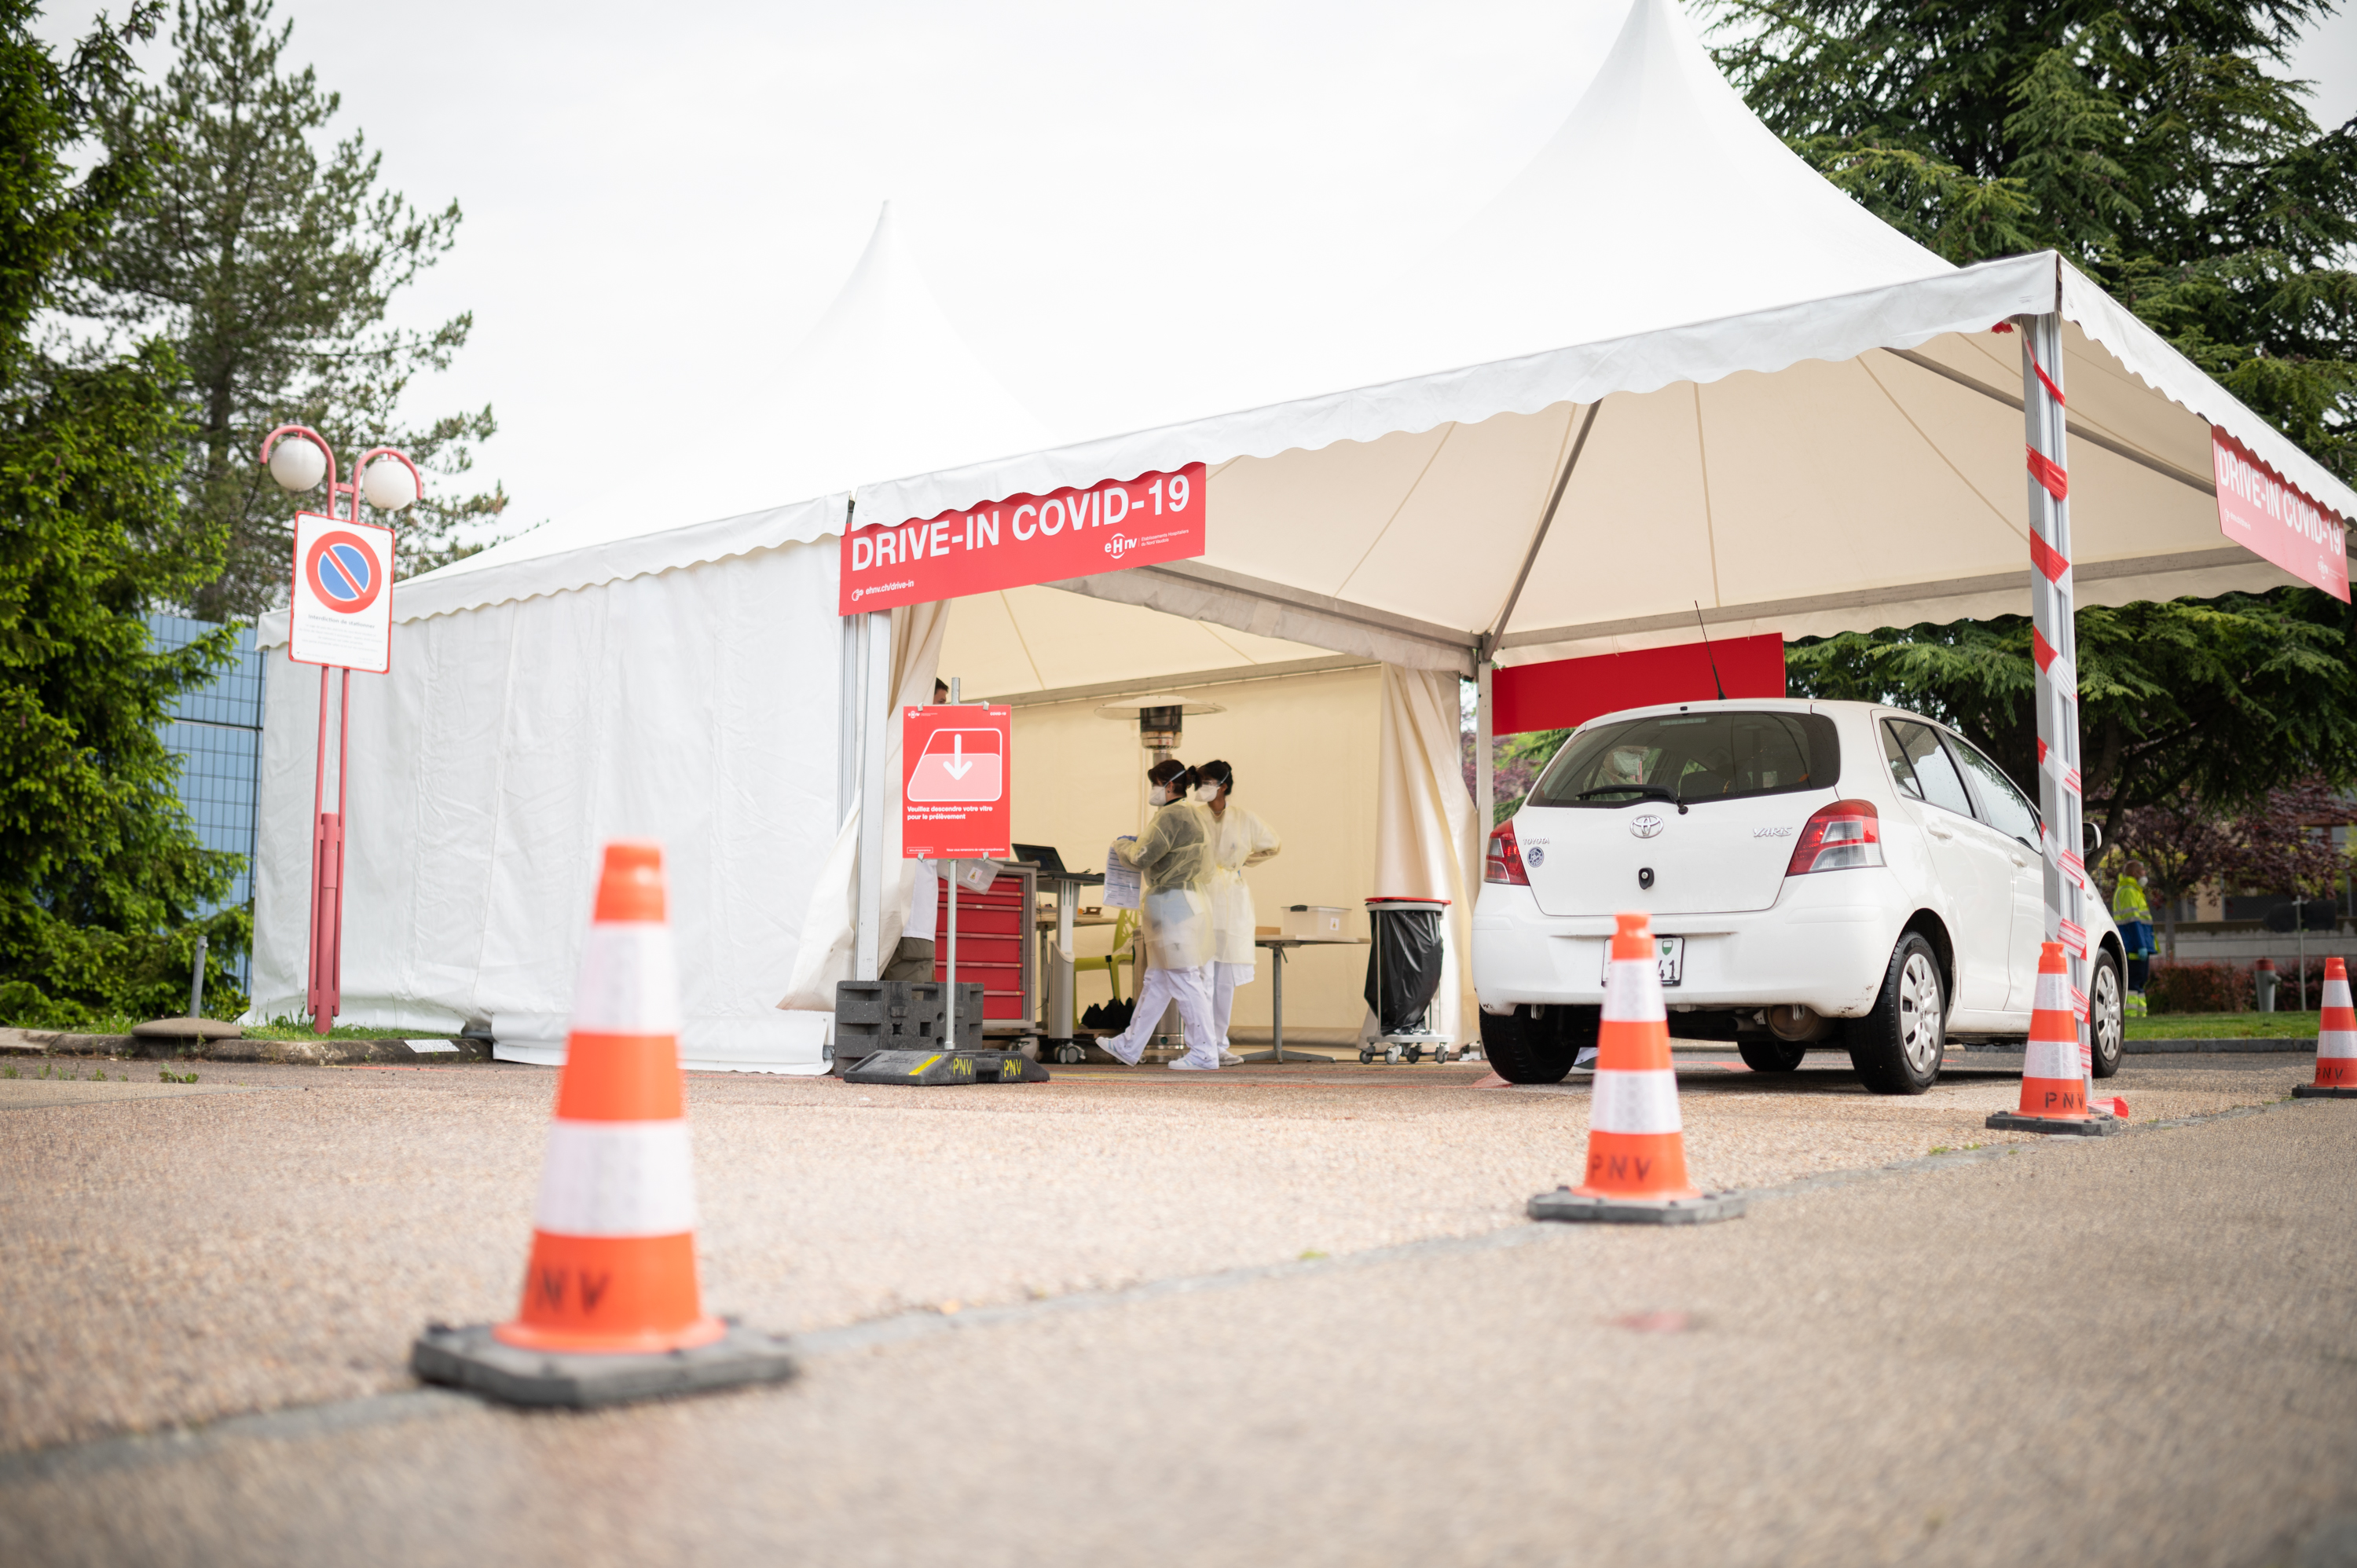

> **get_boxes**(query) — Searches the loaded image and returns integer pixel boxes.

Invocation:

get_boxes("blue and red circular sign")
[303,530,384,615]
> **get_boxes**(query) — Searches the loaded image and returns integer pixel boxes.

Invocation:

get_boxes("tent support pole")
[854,608,893,983]
[838,613,861,824]
[1486,401,1600,651]
[2021,312,2093,1103]
[1475,661,1494,833]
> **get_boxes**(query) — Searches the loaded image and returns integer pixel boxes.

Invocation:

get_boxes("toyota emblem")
[1630,814,1664,839]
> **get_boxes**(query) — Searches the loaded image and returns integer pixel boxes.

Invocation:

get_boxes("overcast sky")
[39,0,2357,546]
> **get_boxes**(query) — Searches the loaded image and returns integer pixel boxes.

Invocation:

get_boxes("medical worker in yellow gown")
[1101,760,1222,1070]
[1193,760,1281,1066]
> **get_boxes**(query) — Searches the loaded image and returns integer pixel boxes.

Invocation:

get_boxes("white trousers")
[1106,962,1218,1064]
[1211,962,1255,1046]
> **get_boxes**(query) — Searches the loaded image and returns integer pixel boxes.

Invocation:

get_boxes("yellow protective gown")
[1114,798,1216,970]
[1207,804,1281,966]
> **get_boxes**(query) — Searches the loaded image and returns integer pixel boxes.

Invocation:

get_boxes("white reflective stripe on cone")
[533,1119,698,1236]
[1590,1068,1681,1134]
[2033,972,2069,1013]
[2319,1031,2357,1060]
[2325,978,2353,1009]
[1602,958,1666,1023]
[570,922,683,1035]
[2023,1038,2080,1082]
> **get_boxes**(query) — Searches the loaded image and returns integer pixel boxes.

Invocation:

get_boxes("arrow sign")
[903,706,1012,859]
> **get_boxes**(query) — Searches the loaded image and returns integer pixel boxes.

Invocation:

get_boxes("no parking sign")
[288,511,396,672]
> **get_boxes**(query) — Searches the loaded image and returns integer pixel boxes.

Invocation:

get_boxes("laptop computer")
[1012,842,1069,876]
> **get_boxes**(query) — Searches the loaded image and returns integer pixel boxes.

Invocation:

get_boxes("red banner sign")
[902,705,1012,859]
[2212,427,2350,602]
[840,463,1207,614]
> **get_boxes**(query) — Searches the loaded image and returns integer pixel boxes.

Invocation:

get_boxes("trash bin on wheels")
[1361,896,1454,1064]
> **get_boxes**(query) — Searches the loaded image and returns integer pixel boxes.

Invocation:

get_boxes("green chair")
[1073,908,1138,1006]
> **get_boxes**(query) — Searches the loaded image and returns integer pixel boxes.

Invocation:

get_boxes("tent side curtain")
[1373,665,1483,1046]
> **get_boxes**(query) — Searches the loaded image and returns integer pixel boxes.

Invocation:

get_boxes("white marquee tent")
[250,0,2353,1070]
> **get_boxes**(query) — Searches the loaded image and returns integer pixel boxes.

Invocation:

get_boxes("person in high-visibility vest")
[2113,859,2154,1009]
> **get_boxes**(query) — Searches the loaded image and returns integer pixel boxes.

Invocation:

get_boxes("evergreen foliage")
[0,0,247,1028]
[1785,588,2357,839]
[1710,0,2357,481]
[91,0,502,621]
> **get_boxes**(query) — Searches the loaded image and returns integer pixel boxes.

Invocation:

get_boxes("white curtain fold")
[775,596,949,1013]
[1371,665,1483,1044]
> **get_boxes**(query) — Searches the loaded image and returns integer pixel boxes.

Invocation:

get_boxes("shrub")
[2146,962,2253,1013]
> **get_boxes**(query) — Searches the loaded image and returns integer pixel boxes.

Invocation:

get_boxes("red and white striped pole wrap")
[2315,958,2357,1090]
[494,842,723,1355]
[2018,313,2095,1101]
[1573,911,1698,1202]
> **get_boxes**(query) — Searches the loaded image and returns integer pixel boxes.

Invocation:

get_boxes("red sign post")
[842,463,1208,614]
[2212,426,2350,601]
[901,705,1014,859]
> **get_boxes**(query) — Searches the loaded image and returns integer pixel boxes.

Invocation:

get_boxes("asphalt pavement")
[1,1053,2350,1566]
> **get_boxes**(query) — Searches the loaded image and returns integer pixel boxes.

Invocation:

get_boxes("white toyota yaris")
[1472,699,2124,1093]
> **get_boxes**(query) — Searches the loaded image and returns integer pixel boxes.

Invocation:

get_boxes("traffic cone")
[1988,940,2122,1137]
[412,842,796,1406]
[2295,955,2357,1099]
[1530,911,1743,1225]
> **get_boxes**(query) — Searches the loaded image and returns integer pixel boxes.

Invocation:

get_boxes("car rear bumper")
[1471,872,1913,1017]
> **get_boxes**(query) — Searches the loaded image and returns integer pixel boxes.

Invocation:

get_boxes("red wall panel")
[1494,634,1787,736]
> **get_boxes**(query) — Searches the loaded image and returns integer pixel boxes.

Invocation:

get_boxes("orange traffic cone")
[2295,955,2357,1099]
[1530,911,1743,1225]
[1987,940,2121,1136]
[412,842,795,1406]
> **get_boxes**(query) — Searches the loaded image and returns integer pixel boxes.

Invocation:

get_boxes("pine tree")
[1709,0,2357,481]
[93,0,501,621]
[0,0,247,1028]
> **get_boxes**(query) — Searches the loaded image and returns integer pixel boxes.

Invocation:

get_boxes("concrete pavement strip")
[2,1086,2334,1487]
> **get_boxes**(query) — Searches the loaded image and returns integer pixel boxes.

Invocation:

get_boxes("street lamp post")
[259,426,423,1035]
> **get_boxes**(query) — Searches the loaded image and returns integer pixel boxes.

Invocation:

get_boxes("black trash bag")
[1083,998,1135,1034]
[1364,906,1445,1035]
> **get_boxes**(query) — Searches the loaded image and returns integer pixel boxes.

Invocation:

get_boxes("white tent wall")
[251,537,845,1072]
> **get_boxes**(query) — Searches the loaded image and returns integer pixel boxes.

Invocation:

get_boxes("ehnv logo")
[305,529,383,615]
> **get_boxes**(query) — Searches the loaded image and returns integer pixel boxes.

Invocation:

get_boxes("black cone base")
[1527,1188,1746,1225]
[412,1321,796,1409]
[1985,1109,2124,1136]
[843,1049,1050,1086]
[2293,1083,2357,1098]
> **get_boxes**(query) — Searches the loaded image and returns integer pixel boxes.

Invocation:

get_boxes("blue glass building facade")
[147,614,266,986]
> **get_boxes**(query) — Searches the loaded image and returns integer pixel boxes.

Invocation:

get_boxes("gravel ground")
[0,1050,2320,1456]
[2,1094,2350,1566]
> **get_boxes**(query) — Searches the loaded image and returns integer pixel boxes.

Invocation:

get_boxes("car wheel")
[1737,1038,1809,1072]
[1479,1005,1598,1085]
[1846,932,1946,1095]
[2089,949,2124,1080]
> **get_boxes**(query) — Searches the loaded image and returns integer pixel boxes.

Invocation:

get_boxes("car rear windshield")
[1527,709,1839,809]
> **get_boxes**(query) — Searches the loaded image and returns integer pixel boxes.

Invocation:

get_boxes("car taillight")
[1486,820,1530,885]
[1786,799,1883,875]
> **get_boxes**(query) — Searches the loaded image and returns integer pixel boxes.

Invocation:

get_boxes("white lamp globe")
[266,437,328,493]
[361,458,419,511]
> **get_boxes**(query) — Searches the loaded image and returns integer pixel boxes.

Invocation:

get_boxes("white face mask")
[1194,784,1222,803]
[1148,785,1171,806]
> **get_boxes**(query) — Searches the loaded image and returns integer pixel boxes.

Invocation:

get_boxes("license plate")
[1603,936,1683,987]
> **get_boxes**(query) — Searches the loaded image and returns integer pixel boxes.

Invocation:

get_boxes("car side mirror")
[2081,820,2102,855]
